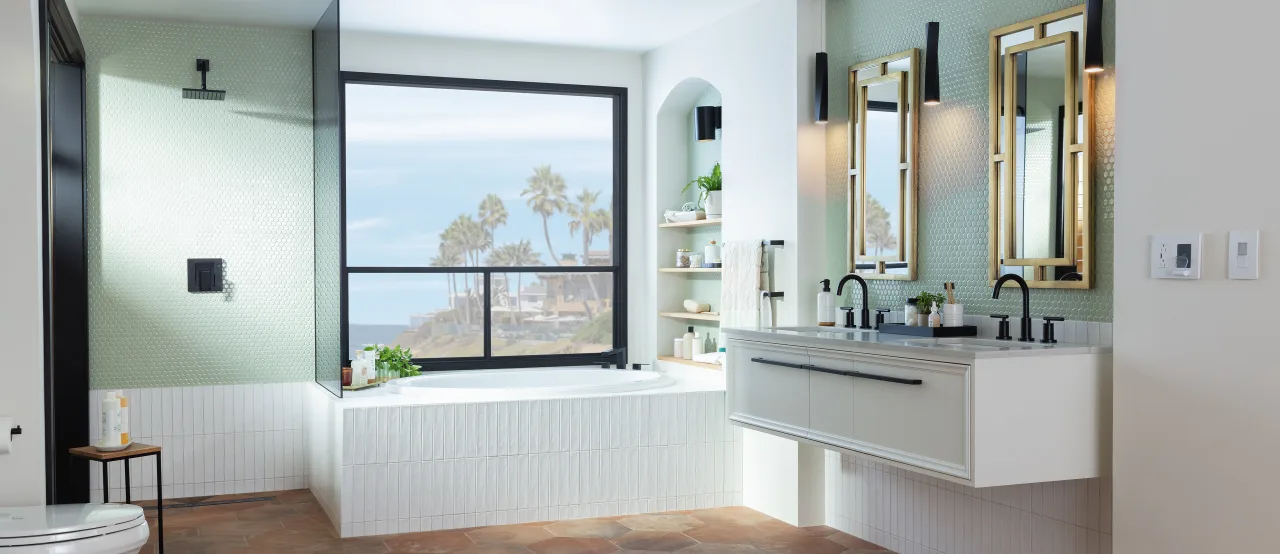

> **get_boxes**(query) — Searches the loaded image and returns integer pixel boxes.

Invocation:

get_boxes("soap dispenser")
[817,279,836,327]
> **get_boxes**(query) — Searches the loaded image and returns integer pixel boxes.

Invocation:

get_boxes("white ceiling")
[71,0,762,51]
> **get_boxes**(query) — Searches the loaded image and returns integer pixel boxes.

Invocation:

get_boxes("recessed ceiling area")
[70,0,763,51]
[71,0,332,30]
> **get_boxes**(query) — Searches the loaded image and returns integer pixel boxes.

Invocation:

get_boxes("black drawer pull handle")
[750,357,809,370]
[749,357,923,386]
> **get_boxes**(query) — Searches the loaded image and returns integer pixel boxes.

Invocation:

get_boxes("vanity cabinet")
[725,334,1110,488]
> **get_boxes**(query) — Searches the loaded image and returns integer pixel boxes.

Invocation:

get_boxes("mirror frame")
[988,5,1095,289]
[847,48,920,281]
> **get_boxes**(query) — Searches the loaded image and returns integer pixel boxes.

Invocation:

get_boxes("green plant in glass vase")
[363,344,422,382]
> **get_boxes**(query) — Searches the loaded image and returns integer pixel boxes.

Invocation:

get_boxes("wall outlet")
[1228,230,1260,280]
[1150,233,1202,280]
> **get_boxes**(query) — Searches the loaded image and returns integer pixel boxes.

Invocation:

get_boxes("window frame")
[338,72,628,371]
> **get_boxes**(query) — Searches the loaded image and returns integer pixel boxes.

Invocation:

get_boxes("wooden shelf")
[658,356,723,371]
[659,267,722,274]
[658,218,722,229]
[659,311,721,322]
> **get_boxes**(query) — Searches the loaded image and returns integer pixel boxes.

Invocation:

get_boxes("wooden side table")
[69,443,164,553]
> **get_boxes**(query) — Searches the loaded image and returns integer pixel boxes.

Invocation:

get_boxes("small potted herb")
[917,292,944,326]
[683,162,723,218]
[363,344,422,382]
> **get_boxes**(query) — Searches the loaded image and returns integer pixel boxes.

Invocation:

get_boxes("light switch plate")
[1228,230,1260,280]
[1150,233,1202,279]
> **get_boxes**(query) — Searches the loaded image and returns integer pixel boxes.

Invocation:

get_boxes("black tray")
[878,324,977,337]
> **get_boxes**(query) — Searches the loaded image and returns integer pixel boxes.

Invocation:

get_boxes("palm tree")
[509,240,541,319]
[478,194,508,243]
[486,244,517,324]
[597,207,613,257]
[431,243,465,322]
[521,165,568,265]
[567,188,610,319]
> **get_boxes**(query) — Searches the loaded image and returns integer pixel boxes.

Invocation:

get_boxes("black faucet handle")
[1040,317,1063,344]
[840,306,856,328]
[992,314,1013,340]
[874,309,891,330]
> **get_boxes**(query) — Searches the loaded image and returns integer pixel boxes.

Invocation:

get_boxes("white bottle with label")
[682,326,696,359]
[692,332,706,357]
[817,279,836,327]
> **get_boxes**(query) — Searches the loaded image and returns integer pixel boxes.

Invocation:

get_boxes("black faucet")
[992,274,1034,342]
[836,274,872,330]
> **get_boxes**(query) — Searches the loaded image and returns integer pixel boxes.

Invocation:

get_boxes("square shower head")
[182,87,226,101]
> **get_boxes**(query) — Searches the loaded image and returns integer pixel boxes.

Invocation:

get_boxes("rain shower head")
[182,59,226,101]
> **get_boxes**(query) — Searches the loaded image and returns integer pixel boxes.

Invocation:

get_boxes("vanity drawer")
[725,339,810,436]
[848,356,970,478]
[807,352,856,449]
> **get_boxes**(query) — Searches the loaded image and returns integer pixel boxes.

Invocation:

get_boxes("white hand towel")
[720,241,763,328]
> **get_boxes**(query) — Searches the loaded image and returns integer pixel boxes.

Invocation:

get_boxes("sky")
[344,84,615,325]
[863,110,902,258]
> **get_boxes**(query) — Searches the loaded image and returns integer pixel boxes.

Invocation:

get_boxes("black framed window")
[340,73,627,370]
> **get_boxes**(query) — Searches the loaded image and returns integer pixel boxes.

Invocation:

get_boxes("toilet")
[0,504,148,553]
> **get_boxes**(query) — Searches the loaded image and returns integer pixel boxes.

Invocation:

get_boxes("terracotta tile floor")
[134,490,893,553]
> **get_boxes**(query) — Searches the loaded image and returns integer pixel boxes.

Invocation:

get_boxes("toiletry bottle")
[817,279,836,327]
[674,338,684,357]
[905,298,919,326]
[682,326,696,359]
[929,308,942,328]
[692,331,705,357]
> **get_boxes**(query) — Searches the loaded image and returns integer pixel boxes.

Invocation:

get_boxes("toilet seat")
[0,504,148,552]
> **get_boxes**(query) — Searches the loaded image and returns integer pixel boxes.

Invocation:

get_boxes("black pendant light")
[1084,0,1105,73]
[815,52,829,123]
[695,106,721,142]
[924,22,941,105]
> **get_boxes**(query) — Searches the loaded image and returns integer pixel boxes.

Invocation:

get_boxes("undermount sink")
[899,337,1046,351]
[773,326,876,336]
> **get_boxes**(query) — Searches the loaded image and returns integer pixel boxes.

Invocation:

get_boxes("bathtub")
[387,367,677,401]
[304,365,741,538]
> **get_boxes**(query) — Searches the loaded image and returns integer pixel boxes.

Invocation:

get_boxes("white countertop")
[722,326,1110,362]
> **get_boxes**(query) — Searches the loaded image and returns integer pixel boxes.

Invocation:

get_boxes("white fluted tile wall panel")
[327,391,742,538]
[88,382,311,502]
[827,451,1112,554]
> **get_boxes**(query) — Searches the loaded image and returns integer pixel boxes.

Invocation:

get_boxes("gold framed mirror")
[988,6,1095,289]
[848,49,919,280]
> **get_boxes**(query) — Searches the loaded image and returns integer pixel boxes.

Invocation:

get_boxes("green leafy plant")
[917,292,944,314]
[363,344,422,379]
[682,162,723,208]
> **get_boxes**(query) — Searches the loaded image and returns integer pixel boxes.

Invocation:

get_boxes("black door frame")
[40,0,89,505]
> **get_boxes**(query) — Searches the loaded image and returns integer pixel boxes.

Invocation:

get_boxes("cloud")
[347,218,387,232]
[344,84,613,145]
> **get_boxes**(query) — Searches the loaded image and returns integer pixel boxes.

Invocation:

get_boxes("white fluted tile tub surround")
[88,383,311,503]
[305,367,742,538]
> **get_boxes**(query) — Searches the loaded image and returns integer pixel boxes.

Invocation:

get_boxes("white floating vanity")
[723,327,1110,488]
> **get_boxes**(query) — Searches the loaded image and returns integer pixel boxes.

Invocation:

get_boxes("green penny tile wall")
[84,17,315,388]
[824,0,1115,321]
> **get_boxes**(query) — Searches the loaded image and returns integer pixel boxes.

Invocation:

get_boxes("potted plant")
[683,162,723,218]
[916,292,943,327]
[363,344,422,383]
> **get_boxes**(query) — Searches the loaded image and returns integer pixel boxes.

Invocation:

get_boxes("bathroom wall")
[825,0,1116,322]
[644,0,830,526]
[820,1,1117,552]
[1114,0,1280,551]
[0,0,47,506]
[89,383,311,503]
[83,17,316,389]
